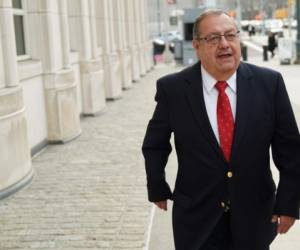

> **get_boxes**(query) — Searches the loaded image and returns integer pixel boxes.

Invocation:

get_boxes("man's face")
[192,14,241,80]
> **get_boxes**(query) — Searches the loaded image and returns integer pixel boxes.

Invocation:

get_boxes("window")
[12,0,22,9]
[12,0,29,60]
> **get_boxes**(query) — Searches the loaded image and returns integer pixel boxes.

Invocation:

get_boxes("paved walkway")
[0,65,176,250]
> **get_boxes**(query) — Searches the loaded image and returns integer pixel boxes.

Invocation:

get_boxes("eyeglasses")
[197,31,240,45]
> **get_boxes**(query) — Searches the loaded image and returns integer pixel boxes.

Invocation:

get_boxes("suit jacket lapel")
[183,62,225,162]
[183,62,254,164]
[230,62,254,163]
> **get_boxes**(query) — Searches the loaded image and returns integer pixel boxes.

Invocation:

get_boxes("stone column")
[0,0,32,197]
[135,0,146,76]
[28,0,81,142]
[59,0,71,68]
[113,0,132,89]
[0,29,5,89]
[123,0,132,82]
[125,0,140,82]
[0,0,18,87]
[89,0,98,59]
[68,0,106,114]
[141,0,154,71]
[101,0,122,100]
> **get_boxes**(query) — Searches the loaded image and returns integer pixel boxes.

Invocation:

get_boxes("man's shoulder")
[239,62,284,93]
[239,62,281,77]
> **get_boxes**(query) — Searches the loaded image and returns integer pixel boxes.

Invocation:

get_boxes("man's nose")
[218,36,229,47]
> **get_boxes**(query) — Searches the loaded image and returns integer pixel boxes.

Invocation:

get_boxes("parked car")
[263,19,284,36]
[152,37,166,55]
[282,18,289,28]
[282,18,297,29]
[153,31,183,55]
[164,30,183,42]
[241,20,250,31]
[248,20,263,33]
[292,19,297,29]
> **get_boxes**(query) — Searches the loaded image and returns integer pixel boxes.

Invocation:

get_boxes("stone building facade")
[0,0,153,198]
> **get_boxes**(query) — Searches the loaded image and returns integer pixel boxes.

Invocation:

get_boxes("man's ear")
[192,39,199,49]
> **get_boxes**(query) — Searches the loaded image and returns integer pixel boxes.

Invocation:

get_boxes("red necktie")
[215,81,234,162]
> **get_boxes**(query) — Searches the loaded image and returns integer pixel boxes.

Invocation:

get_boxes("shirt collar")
[201,65,237,94]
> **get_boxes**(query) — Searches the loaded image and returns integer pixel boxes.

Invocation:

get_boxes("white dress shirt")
[201,65,237,144]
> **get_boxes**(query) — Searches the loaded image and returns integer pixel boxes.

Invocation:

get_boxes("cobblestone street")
[0,65,178,250]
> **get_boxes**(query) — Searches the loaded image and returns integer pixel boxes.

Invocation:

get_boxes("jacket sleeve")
[142,79,173,202]
[271,73,300,219]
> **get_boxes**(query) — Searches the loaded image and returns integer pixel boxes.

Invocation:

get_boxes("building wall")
[0,0,153,199]
[19,64,48,150]
[147,0,204,38]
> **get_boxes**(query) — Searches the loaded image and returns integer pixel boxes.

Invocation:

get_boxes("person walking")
[142,9,300,250]
[248,24,255,38]
[268,32,277,58]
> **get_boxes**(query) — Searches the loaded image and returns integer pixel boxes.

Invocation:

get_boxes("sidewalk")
[0,65,176,250]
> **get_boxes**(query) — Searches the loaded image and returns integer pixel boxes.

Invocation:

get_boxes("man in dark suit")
[142,9,300,250]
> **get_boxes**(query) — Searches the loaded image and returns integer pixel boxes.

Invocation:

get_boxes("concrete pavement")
[0,64,177,250]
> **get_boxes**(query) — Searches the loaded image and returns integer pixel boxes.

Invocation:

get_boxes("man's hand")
[154,200,168,211]
[272,215,296,234]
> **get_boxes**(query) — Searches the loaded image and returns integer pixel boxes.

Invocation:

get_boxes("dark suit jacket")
[142,61,300,250]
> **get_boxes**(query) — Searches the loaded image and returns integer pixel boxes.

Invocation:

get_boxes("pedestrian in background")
[142,9,300,250]
[248,24,255,37]
[268,31,277,58]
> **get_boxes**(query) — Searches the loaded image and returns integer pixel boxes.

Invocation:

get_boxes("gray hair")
[192,9,234,39]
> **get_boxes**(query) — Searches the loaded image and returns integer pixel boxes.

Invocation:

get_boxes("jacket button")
[227,171,233,178]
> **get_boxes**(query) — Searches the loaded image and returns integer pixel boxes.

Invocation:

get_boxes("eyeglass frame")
[195,30,240,45]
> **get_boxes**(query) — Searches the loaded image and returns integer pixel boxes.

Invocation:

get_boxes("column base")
[139,45,147,77]
[130,46,141,82]
[80,58,106,115]
[0,86,32,197]
[145,41,154,72]
[104,53,123,99]
[0,168,34,200]
[119,49,133,90]
[44,68,82,142]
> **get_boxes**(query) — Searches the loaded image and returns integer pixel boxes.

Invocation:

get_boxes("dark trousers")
[199,212,270,250]
[199,211,233,250]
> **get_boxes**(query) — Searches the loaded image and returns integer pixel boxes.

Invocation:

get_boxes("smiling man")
[142,9,300,250]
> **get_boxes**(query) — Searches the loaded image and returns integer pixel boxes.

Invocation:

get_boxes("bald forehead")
[201,13,234,23]
[198,14,237,35]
